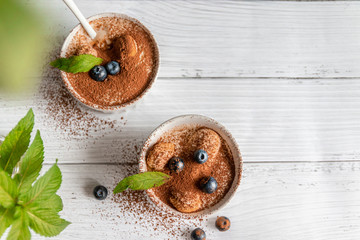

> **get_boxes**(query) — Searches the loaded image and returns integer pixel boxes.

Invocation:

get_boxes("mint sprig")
[0,109,70,240]
[113,172,171,194]
[50,54,103,73]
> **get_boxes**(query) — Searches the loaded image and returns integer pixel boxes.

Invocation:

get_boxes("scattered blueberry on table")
[200,176,218,194]
[194,149,208,164]
[168,157,185,173]
[89,65,107,81]
[105,61,121,75]
[191,228,206,240]
[215,216,231,231]
[93,185,108,200]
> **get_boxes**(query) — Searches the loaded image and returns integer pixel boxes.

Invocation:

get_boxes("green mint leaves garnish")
[113,172,171,194]
[0,109,70,240]
[0,109,34,174]
[50,54,103,73]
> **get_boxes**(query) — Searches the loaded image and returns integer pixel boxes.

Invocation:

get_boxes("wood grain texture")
[28,0,360,78]
[2,162,358,240]
[1,78,359,163]
[1,1,360,239]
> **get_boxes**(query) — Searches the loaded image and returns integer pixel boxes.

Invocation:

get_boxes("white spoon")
[62,0,97,39]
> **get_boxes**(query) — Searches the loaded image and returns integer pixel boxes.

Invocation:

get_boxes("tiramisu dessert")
[146,125,235,213]
[63,16,159,108]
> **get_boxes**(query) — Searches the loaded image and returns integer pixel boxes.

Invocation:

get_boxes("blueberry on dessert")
[200,176,218,194]
[105,61,121,75]
[194,149,208,164]
[89,65,107,81]
[168,157,185,173]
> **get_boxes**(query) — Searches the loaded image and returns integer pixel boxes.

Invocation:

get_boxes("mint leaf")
[113,177,130,193]
[7,207,30,240]
[0,170,18,208]
[50,54,103,73]
[114,172,171,194]
[15,130,44,195]
[27,207,70,237]
[0,109,34,174]
[29,194,63,213]
[20,162,61,207]
[45,194,63,212]
[0,207,14,237]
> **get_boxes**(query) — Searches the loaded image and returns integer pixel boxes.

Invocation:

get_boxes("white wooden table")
[2,0,360,239]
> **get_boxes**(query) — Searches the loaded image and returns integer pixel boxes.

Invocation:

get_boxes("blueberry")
[200,176,218,194]
[89,65,107,81]
[105,61,121,75]
[215,216,231,231]
[168,157,184,173]
[93,185,108,200]
[191,228,206,240]
[194,149,208,164]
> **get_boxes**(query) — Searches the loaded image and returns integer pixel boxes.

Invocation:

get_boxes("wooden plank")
[27,0,360,78]
[1,78,360,163]
[2,162,359,239]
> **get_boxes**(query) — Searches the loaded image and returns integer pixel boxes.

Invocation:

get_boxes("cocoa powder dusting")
[65,16,158,108]
[148,125,235,212]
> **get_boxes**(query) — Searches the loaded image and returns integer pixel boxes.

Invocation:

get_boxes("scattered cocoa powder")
[64,16,158,108]
[36,45,125,140]
[148,125,235,213]
[108,163,210,239]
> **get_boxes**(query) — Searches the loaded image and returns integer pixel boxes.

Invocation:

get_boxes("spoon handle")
[62,0,97,39]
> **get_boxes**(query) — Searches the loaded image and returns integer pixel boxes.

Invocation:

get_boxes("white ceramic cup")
[60,13,160,112]
[139,114,243,216]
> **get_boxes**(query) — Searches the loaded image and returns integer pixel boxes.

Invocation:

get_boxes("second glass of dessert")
[139,115,242,215]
